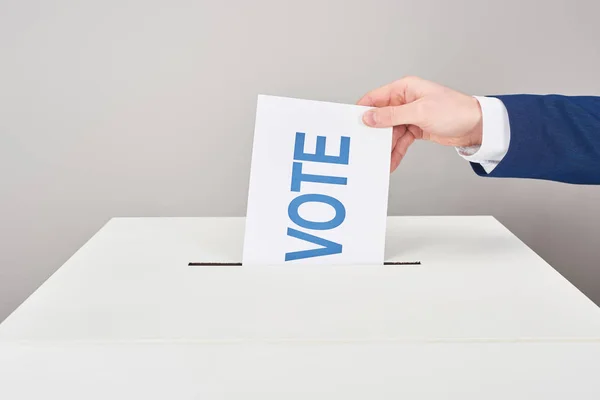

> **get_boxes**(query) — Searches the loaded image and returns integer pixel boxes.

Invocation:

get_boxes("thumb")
[363,101,423,128]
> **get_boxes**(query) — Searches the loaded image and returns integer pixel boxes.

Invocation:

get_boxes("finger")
[406,124,424,140]
[388,127,404,171]
[357,76,430,107]
[390,131,415,172]
[357,83,394,107]
[390,131,407,172]
[392,125,406,148]
[363,101,423,128]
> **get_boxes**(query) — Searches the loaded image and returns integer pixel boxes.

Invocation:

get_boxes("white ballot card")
[243,95,392,266]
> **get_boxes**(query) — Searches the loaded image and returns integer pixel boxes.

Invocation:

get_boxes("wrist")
[464,96,483,147]
[455,96,511,174]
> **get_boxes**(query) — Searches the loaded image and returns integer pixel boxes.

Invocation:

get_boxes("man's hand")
[358,76,483,172]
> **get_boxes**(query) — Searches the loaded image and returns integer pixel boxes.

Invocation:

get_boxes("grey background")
[1,0,599,322]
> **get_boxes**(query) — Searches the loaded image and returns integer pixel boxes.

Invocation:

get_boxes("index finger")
[357,76,435,107]
[357,82,395,107]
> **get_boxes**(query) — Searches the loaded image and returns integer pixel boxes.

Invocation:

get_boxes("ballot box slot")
[187,261,421,267]
[188,262,242,267]
[384,261,421,266]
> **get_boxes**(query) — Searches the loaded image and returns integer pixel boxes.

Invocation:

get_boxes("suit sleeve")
[470,94,600,184]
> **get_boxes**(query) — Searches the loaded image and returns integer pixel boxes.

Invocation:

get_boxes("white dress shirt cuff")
[456,96,511,174]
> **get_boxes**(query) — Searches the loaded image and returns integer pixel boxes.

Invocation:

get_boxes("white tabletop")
[1,216,599,399]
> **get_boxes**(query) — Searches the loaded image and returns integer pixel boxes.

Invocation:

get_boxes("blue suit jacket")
[471,95,600,184]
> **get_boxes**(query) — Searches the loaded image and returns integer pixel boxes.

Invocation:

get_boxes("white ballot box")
[1,216,600,399]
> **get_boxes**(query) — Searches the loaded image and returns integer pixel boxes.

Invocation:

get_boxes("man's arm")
[472,95,600,184]
[358,77,600,185]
